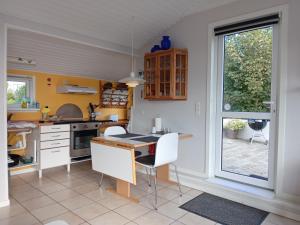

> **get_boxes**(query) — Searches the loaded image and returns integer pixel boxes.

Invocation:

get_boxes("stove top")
[40,119,113,124]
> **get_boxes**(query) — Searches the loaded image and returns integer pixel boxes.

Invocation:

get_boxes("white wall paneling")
[0,20,9,207]
[0,0,238,49]
[7,29,132,80]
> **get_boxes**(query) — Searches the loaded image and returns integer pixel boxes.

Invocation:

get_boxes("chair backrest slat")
[154,133,179,167]
[104,126,126,136]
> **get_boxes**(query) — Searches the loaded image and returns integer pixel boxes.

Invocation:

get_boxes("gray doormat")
[180,193,269,225]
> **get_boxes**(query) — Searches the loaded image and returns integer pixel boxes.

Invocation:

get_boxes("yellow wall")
[8,69,129,121]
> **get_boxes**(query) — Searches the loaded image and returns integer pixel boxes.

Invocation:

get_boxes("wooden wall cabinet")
[144,48,188,100]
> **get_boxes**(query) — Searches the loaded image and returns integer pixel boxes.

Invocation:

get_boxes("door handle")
[263,101,275,105]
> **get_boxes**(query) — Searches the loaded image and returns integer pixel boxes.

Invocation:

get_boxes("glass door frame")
[214,25,279,189]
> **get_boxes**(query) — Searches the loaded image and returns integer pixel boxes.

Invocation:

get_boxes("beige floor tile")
[60,178,87,188]
[60,195,94,210]
[72,182,100,194]
[9,176,27,186]
[10,183,35,194]
[48,189,79,202]
[157,187,181,200]
[0,212,39,225]
[21,195,55,211]
[139,195,169,209]
[84,189,112,201]
[43,211,85,225]
[264,213,300,225]
[37,183,67,194]
[134,211,174,225]
[12,189,45,202]
[96,195,130,210]
[18,172,40,182]
[72,202,109,220]
[178,213,216,225]
[0,202,27,220]
[114,202,151,220]
[125,222,138,225]
[30,203,68,221]
[170,222,186,225]
[89,211,129,225]
[184,189,203,198]
[157,202,187,220]
[169,184,191,193]
[171,195,195,205]
[29,177,54,188]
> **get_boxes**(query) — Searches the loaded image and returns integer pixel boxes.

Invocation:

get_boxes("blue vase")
[161,36,171,50]
[151,45,161,53]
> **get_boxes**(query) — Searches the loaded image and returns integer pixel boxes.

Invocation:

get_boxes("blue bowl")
[151,45,161,53]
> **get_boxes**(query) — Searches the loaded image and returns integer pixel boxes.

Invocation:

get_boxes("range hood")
[56,85,97,94]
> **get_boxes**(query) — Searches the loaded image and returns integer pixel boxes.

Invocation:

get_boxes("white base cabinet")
[39,124,70,178]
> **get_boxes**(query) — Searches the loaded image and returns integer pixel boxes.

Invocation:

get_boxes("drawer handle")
[51,150,61,153]
[51,127,61,130]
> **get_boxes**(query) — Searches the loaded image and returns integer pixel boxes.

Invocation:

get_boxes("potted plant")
[224,119,246,139]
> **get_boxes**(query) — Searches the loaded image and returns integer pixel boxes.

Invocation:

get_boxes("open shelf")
[9,161,38,171]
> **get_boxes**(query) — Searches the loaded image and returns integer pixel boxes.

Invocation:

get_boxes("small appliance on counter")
[155,117,162,132]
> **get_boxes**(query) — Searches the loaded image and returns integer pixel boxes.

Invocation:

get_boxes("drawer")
[40,146,70,169]
[40,124,70,133]
[40,139,70,149]
[40,132,70,141]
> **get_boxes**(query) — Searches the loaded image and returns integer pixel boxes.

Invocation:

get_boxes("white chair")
[103,126,126,136]
[135,133,182,209]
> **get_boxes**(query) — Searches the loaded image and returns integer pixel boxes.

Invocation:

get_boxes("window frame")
[7,74,36,110]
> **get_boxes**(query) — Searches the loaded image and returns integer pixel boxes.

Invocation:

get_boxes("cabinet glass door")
[175,54,187,97]
[144,57,156,97]
[159,55,171,97]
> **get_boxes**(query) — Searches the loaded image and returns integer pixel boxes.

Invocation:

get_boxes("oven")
[70,122,100,158]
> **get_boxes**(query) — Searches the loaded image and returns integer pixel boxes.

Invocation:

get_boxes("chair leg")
[153,168,158,210]
[145,167,151,187]
[98,173,104,187]
[173,164,182,196]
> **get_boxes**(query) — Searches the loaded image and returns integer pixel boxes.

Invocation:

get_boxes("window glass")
[7,75,34,109]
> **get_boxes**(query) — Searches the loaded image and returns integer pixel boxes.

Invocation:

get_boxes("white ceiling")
[7,29,131,80]
[1,0,238,49]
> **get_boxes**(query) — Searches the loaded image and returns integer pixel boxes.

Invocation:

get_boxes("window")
[7,75,35,109]
[213,14,280,189]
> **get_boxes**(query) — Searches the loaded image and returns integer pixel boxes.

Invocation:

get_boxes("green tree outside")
[7,84,26,104]
[223,27,272,112]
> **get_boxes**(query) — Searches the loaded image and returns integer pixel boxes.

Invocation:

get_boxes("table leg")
[116,179,130,198]
[156,164,169,181]
[106,179,139,203]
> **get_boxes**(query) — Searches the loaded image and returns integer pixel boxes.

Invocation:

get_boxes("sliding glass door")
[215,25,278,189]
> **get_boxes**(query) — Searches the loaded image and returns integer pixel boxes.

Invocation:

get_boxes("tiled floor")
[1,162,299,225]
[223,138,268,178]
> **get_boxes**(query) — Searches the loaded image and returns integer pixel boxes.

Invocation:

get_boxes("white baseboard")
[168,166,300,221]
[0,199,10,208]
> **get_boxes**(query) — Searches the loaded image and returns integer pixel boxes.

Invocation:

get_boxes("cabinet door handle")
[51,127,61,130]
[51,150,60,153]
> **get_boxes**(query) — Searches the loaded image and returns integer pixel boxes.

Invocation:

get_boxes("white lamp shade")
[119,72,145,87]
